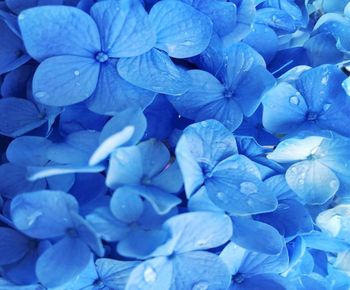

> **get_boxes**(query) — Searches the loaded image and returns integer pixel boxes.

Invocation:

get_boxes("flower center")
[223,89,235,99]
[306,111,318,121]
[232,273,245,284]
[95,51,109,63]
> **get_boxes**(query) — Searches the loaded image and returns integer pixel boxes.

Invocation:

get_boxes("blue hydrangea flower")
[10,190,104,287]
[168,43,275,131]
[268,131,350,204]
[125,211,233,290]
[176,120,277,214]
[262,64,350,137]
[18,0,156,114]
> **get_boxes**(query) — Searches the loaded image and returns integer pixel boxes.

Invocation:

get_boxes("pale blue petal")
[18,6,100,61]
[149,0,212,58]
[91,0,155,57]
[117,48,192,95]
[32,55,100,106]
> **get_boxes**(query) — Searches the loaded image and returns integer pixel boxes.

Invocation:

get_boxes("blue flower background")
[0,0,349,289]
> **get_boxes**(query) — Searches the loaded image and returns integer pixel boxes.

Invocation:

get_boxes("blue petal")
[0,163,46,199]
[125,257,173,290]
[153,211,232,255]
[86,61,155,115]
[149,0,212,58]
[302,231,350,253]
[171,251,231,290]
[175,119,238,197]
[139,139,170,178]
[188,186,223,213]
[257,199,313,238]
[46,174,75,192]
[110,187,144,223]
[100,107,146,146]
[86,207,130,242]
[232,217,284,255]
[32,55,100,106]
[96,259,140,289]
[117,229,168,259]
[0,21,30,74]
[206,155,277,215]
[6,136,51,166]
[0,227,29,265]
[18,6,100,61]
[10,190,78,239]
[285,160,339,205]
[90,0,155,57]
[48,131,99,165]
[125,185,181,215]
[36,237,91,287]
[262,82,308,134]
[255,8,297,32]
[117,48,192,95]
[27,164,105,181]
[150,162,183,193]
[5,0,63,14]
[232,274,287,290]
[0,98,48,137]
[106,146,143,189]
[89,126,135,166]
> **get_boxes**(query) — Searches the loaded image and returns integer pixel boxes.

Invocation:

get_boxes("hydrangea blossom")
[0,0,350,289]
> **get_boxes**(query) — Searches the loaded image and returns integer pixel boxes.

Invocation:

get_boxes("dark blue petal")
[0,227,29,265]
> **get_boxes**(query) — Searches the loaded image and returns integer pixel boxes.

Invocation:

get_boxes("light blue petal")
[36,237,91,287]
[127,185,181,215]
[27,164,105,181]
[117,229,168,259]
[232,274,286,290]
[86,207,130,242]
[206,156,277,215]
[90,0,155,57]
[110,187,144,223]
[106,146,143,189]
[96,259,140,290]
[10,190,78,239]
[0,98,47,137]
[267,135,324,163]
[139,139,170,178]
[100,108,146,147]
[6,136,51,166]
[175,120,238,197]
[0,227,29,265]
[256,8,297,32]
[285,160,339,204]
[154,211,232,255]
[188,186,223,213]
[89,126,135,166]
[125,257,173,290]
[302,231,350,253]
[0,163,46,199]
[117,48,192,95]
[234,65,275,117]
[86,61,155,115]
[47,173,75,192]
[262,82,308,134]
[149,0,212,58]
[150,162,183,193]
[232,217,284,255]
[171,251,231,290]
[18,6,100,61]
[47,131,100,165]
[32,55,100,106]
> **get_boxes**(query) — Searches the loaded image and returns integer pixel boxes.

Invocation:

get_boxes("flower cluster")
[0,0,350,289]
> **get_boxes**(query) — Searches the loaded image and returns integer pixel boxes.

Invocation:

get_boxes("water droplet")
[330,179,338,189]
[74,70,80,76]
[75,82,81,87]
[95,51,109,63]
[321,75,329,85]
[18,14,25,20]
[27,211,43,226]
[192,282,209,290]
[323,103,331,112]
[35,91,49,100]
[289,96,299,105]
[217,191,227,202]
[196,239,207,247]
[143,266,157,284]
[240,182,258,195]
[201,121,208,128]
